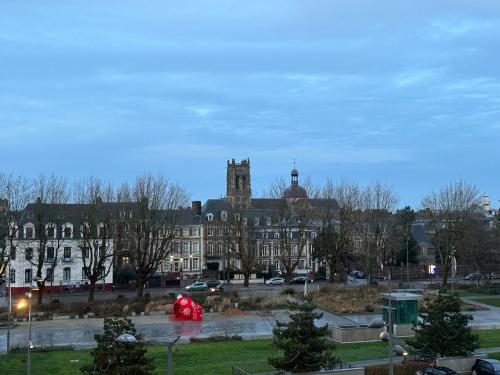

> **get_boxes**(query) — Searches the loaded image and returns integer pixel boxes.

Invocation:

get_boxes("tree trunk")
[243,274,250,287]
[88,282,96,303]
[136,274,145,297]
[37,283,45,305]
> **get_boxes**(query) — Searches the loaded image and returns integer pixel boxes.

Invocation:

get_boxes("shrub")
[282,287,296,295]
[366,361,429,375]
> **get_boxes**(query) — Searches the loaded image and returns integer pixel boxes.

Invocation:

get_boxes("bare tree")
[0,173,32,279]
[274,199,313,283]
[27,175,70,304]
[361,181,398,280]
[74,178,116,303]
[121,174,189,297]
[313,181,361,282]
[422,180,480,286]
[222,208,259,287]
[263,177,287,198]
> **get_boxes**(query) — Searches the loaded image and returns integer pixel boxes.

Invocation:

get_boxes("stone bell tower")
[226,158,251,208]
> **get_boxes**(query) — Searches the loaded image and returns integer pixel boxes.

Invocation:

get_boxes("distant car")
[350,270,366,279]
[486,272,499,280]
[464,273,483,281]
[418,366,458,375]
[290,276,312,284]
[185,281,208,291]
[472,359,500,375]
[204,279,220,288]
[209,282,225,294]
[265,277,285,286]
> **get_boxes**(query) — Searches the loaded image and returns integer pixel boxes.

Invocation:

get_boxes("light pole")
[304,266,311,297]
[17,276,43,375]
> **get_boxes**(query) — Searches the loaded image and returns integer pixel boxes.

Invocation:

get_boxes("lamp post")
[18,276,43,375]
[304,266,311,297]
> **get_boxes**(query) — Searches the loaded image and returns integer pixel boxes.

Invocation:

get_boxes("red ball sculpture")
[173,295,203,321]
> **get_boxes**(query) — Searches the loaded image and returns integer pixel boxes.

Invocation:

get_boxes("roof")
[283,185,307,199]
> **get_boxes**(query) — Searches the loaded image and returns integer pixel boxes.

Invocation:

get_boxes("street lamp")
[17,276,43,375]
[304,266,311,297]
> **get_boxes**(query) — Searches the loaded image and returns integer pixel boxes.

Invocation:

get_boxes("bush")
[282,287,296,295]
[116,294,128,303]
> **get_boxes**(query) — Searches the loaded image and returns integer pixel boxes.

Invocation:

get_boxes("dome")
[283,185,307,199]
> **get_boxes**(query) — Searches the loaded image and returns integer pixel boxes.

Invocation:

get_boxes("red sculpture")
[173,295,203,321]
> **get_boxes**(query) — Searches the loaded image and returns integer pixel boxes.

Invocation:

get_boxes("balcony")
[62,257,73,263]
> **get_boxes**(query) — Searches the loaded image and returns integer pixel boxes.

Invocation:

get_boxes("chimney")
[191,201,202,216]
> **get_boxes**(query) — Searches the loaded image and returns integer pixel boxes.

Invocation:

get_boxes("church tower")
[226,158,251,208]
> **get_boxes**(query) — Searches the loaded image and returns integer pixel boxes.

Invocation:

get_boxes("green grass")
[488,352,500,360]
[3,332,500,375]
[0,339,387,375]
[478,329,500,348]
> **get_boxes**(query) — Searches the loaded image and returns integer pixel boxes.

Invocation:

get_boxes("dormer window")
[266,217,271,226]
[221,211,227,221]
[24,224,34,239]
[63,224,73,239]
[254,218,260,226]
[242,217,247,226]
[46,225,55,238]
[207,213,214,221]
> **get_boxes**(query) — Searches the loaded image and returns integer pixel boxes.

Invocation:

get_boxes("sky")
[1,0,500,208]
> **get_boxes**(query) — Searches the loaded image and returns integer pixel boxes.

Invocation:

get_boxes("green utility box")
[381,292,421,337]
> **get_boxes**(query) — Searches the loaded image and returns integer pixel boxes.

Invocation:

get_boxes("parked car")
[290,276,312,284]
[265,277,285,286]
[464,272,483,281]
[205,279,220,288]
[472,359,500,375]
[185,281,208,291]
[418,366,457,375]
[486,272,499,280]
[350,270,366,279]
[209,282,225,294]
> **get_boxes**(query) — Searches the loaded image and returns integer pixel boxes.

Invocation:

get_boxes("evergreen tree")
[269,297,336,372]
[409,289,479,358]
[81,316,155,375]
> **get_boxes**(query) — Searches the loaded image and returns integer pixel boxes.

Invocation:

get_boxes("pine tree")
[81,316,155,375]
[409,289,479,358]
[269,297,336,373]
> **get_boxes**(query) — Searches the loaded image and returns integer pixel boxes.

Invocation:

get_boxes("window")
[273,245,280,256]
[207,213,213,221]
[82,267,88,280]
[63,267,71,281]
[192,242,199,254]
[217,243,223,255]
[274,232,279,239]
[266,217,271,226]
[291,244,297,255]
[99,246,106,258]
[25,226,34,239]
[287,232,292,238]
[182,242,189,255]
[64,247,72,259]
[254,218,260,226]
[173,242,180,255]
[311,231,317,238]
[24,269,32,283]
[64,227,72,238]
[207,228,214,236]
[46,268,53,282]
[242,217,247,226]
[260,245,268,257]
[10,269,15,283]
[217,228,223,236]
[82,247,90,259]
[274,260,280,271]
[47,226,55,238]
[174,261,179,272]
[183,258,189,271]
[46,247,54,263]
[25,248,33,260]
[9,246,16,260]
[221,211,227,221]
[192,228,199,236]
[192,258,199,270]
[208,243,214,255]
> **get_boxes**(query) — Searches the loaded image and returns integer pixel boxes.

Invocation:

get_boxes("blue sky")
[1,1,499,207]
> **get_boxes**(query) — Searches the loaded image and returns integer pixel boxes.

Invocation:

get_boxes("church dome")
[282,167,307,199]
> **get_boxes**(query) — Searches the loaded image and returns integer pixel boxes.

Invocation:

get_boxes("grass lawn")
[0,339,387,375]
[478,329,500,348]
